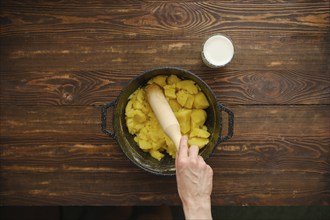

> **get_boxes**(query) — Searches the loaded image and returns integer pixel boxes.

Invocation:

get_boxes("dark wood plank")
[1,69,329,106]
[0,171,179,205]
[0,0,329,206]
[1,0,329,72]
[1,105,329,205]
[1,170,328,205]
[1,139,329,206]
[1,32,329,72]
[1,105,329,141]
[1,136,329,205]
[1,137,328,176]
[1,0,328,38]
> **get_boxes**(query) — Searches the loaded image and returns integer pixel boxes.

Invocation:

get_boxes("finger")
[198,155,206,164]
[188,145,199,159]
[178,136,188,158]
[207,165,213,177]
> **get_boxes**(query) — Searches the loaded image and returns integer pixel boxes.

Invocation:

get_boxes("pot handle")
[218,104,234,142]
[101,101,116,138]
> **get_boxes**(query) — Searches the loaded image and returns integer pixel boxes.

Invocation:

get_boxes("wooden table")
[1,0,329,206]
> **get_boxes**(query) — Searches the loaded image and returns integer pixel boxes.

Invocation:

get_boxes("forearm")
[182,197,212,220]
[176,137,213,220]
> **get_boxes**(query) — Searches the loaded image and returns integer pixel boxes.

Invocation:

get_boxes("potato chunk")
[133,109,147,123]
[164,84,176,99]
[176,80,199,94]
[148,75,167,87]
[190,128,210,138]
[184,93,194,109]
[176,90,189,107]
[167,74,180,85]
[168,99,181,112]
[193,92,209,109]
[175,109,192,134]
[191,109,207,128]
[150,150,165,161]
[188,138,209,149]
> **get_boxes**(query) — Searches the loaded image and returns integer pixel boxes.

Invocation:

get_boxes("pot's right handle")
[101,101,116,138]
[218,104,234,142]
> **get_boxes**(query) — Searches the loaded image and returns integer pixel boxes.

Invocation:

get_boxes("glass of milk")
[201,34,235,68]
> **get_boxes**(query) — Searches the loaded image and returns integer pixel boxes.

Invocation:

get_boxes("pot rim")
[102,66,234,175]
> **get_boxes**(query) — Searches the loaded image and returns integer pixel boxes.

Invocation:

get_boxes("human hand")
[175,136,213,220]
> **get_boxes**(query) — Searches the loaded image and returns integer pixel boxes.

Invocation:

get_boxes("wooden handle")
[146,84,181,150]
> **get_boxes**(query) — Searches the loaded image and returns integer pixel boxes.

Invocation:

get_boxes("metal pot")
[101,67,234,175]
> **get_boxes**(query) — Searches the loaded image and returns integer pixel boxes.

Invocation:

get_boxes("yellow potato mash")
[125,75,210,161]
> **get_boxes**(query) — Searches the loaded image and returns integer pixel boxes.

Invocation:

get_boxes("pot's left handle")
[101,101,116,138]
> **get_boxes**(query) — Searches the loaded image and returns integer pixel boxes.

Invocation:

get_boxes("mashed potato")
[125,75,210,161]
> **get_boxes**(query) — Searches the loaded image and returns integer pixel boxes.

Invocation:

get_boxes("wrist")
[182,196,212,220]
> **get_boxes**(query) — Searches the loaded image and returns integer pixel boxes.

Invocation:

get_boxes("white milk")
[202,34,234,68]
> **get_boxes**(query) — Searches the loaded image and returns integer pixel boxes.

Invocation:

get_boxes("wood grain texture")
[1,69,329,106]
[1,105,329,140]
[1,33,329,72]
[1,106,329,205]
[0,0,329,205]
[1,0,328,38]
[1,0,329,72]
